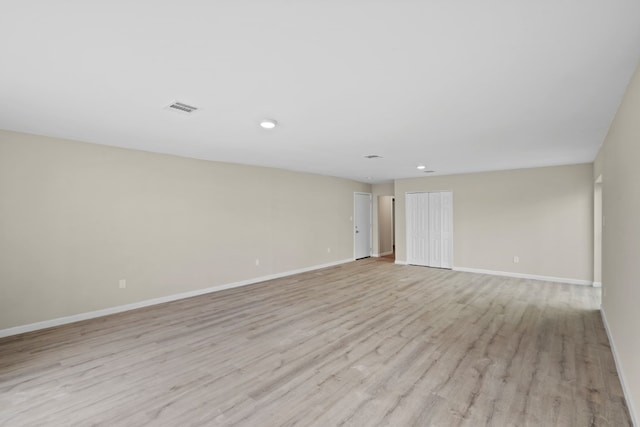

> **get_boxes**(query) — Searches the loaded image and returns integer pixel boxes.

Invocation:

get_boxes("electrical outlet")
[119,279,126,289]
[513,256,519,264]
[255,259,260,266]
[327,247,331,253]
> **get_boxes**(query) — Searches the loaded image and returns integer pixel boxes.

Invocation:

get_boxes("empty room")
[1,1,639,426]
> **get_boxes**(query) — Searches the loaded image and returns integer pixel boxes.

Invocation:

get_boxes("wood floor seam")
[0,258,632,426]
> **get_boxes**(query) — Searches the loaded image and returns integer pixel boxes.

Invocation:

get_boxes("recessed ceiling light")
[417,165,426,170]
[260,119,277,129]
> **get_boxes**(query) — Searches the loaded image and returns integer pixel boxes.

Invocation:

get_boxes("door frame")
[405,190,454,269]
[353,192,372,260]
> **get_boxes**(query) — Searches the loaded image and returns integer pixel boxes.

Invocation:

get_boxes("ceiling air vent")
[166,101,199,114]
[364,154,382,159]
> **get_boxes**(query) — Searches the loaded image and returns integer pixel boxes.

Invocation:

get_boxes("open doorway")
[377,195,395,260]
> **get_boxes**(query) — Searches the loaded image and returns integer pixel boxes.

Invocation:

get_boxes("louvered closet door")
[428,192,442,267]
[406,193,429,266]
[406,191,453,268]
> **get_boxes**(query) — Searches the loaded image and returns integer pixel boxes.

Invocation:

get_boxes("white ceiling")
[1,1,639,183]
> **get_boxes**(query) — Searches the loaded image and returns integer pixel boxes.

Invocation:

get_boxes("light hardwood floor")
[0,258,632,426]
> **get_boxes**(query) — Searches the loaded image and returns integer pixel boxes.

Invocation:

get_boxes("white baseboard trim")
[394,260,408,265]
[379,251,394,257]
[374,251,394,257]
[452,266,593,286]
[593,281,602,288]
[0,258,353,339]
[601,308,638,426]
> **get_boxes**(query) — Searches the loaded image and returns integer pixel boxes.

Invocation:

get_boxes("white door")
[406,193,429,265]
[354,193,372,259]
[406,191,453,268]
[428,192,442,267]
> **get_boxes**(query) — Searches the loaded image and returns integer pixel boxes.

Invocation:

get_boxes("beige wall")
[371,183,394,255]
[395,164,594,281]
[593,182,602,285]
[593,147,604,181]
[597,60,640,423]
[0,130,370,330]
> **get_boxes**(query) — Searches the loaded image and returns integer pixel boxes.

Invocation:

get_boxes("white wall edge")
[0,258,353,339]
[452,266,593,286]
[601,308,638,426]
[593,281,602,288]
[372,253,380,257]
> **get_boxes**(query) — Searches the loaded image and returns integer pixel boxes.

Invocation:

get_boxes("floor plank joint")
[0,258,632,426]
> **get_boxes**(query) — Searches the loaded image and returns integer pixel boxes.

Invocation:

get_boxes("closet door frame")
[405,191,453,269]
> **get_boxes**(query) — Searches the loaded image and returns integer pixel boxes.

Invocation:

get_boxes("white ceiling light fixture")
[417,165,426,170]
[259,119,277,129]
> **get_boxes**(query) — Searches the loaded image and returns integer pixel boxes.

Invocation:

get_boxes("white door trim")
[405,191,453,269]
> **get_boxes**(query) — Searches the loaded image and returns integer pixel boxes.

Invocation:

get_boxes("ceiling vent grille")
[167,102,199,114]
[364,154,382,159]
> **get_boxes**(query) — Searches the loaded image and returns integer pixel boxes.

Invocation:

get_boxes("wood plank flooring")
[0,258,632,426]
